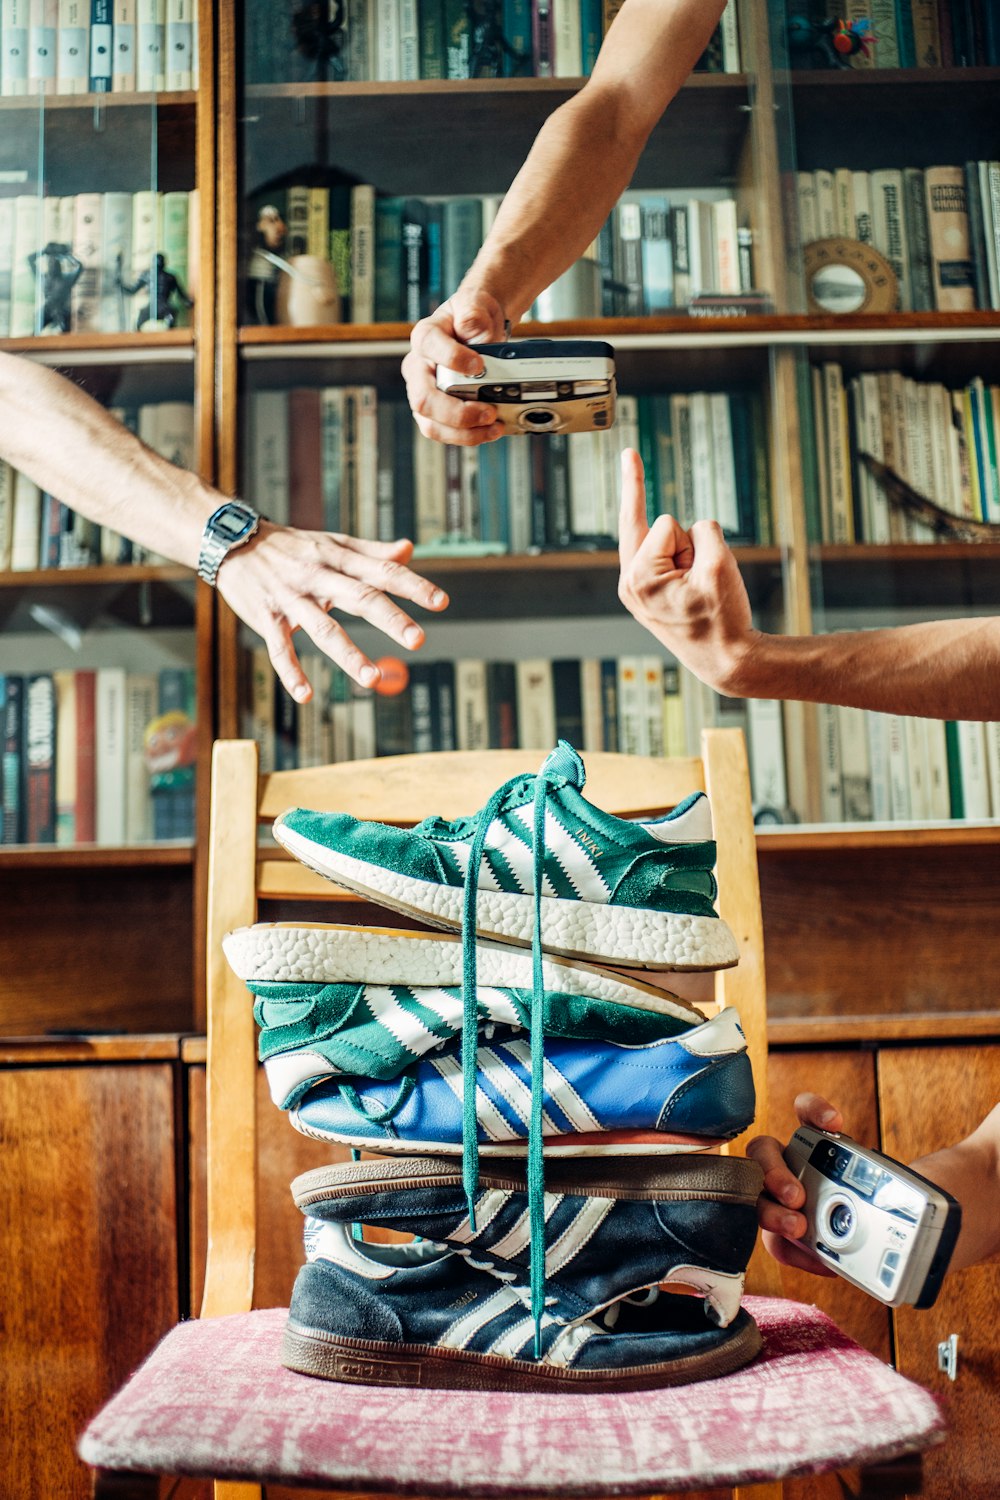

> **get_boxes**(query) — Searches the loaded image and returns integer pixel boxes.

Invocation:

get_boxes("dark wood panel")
[0,866,195,1035]
[759,845,1000,1021]
[0,1063,179,1500]
[767,1050,892,1365]
[879,1045,1000,1500]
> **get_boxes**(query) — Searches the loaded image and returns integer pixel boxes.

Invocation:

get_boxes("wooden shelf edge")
[1,331,194,356]
[243,73,747,101]
[0,842,195,868]
[768,1014,1000,1046]
[0,88,198,110]
[756,821,1000,851]
[0,1034,184,1063]
[816,543,1000,563]
[0,563,193,588]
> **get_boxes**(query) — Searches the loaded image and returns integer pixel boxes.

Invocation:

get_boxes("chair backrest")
[201,731,777,1322]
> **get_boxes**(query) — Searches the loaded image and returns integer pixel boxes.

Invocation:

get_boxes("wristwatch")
[197,501,261,586]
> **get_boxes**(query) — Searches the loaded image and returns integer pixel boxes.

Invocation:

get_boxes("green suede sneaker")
[271,742,737,972]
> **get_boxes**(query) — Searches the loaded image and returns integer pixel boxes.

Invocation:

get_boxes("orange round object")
[373,657,410,696]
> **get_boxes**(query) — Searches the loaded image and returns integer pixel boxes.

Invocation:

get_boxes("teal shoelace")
[461,769,554,1358]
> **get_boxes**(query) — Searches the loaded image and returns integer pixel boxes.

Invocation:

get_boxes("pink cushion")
[79,1297,944,1493]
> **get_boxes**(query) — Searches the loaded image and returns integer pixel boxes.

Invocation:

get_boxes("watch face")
[213,504,256,541]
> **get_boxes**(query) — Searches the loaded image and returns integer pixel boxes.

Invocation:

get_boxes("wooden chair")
[80,732,943,1500]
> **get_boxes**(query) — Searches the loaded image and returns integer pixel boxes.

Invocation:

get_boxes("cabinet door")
[0,1062,179,1500]
[879,1045,1000,1500]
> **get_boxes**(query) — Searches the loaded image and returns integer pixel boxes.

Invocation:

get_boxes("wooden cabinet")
[0,1042,181,1500]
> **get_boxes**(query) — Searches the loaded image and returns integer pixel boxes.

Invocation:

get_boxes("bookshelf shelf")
[0,563,191,589]
[755,821,1000,851]
[786,67,1000,169]
[0,90,197,112]
[6,332,195,365]
[242,73,752,197]
[0,842,194,868]
[812,544,1000,610]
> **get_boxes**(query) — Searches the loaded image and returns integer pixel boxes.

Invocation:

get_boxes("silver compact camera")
[436,338,616,435]
[783,1125,961,1309]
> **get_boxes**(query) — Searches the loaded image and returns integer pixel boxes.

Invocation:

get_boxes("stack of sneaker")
[223,741,764,1390]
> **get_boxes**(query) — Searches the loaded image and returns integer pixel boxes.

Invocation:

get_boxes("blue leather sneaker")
[288,1006,755,1156]
[292,1153,764,1331]
[281,1220,762,1391]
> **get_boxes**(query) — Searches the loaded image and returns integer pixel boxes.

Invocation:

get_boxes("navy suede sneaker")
[292,1153,764,1331]
[282,1220,762,1392]
[288,1007,755,1155]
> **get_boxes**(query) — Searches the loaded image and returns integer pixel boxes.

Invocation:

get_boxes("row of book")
[0,1,198,96]
[0,188,196,338]
[808,0,1000,70]
[803,363,999,545]
[246,183,756,326]
[0,667,196,847]
[0,399,194,569]
[816,701,1000,824]
[248,0,740,85]
[243,645,790,821]
[794,162,1000,313]
[245,385,773,554]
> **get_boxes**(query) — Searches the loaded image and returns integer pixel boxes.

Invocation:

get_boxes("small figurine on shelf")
[27,242,83,334]
[246,203,288,325]
[290,0,347,80]
[786,14,876,68]
[119,253,194,331]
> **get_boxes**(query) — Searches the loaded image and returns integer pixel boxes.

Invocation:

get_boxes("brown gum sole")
[280,1315,762,1393]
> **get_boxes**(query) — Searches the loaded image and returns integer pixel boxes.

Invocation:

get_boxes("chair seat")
[79,1296,944,1494]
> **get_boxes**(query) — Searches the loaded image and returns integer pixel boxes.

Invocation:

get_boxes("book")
[125,672,156,842]
[71,191,102,332]
[24,673,55,844]
[10,473,41,570]
[95,666,127,845]
[57,0,89,91]
[112,0,136,89]
[615,656,645,756]
[287,388,324,529]
[89,0,112,89]
[818,700,843,821]
[515,658,555,748]
[956,720,991,819]
[903,167,934,312]
[135,0,165,89]
[551,0,580,75]
[455,658,490,749]
[1,676,25,843]
[486,661,518,748]
[748,699,789,820]
[870,167,910,310]
[924,164,976,311]
[553,658,584,748]
[2,0,31,94]
[349,183,376,323]
[73,669,96,842]
[28,0,58,94]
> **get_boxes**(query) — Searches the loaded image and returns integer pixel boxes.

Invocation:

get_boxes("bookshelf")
[0,0,217,1032]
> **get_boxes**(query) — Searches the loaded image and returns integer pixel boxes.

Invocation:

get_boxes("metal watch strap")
[197,502,260,586]
[197,531,230,587]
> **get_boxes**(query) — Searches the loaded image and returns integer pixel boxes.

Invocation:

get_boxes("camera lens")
[829,1202,854,1239]
[524,409,556,427]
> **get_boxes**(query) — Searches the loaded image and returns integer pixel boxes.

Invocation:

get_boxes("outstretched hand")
[746,1094,845,1277]
[401,288,508,446]
[617,448,759,695]
[217,522,449,702]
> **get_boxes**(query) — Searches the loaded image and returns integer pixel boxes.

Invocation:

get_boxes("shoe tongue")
[539,740,585,787]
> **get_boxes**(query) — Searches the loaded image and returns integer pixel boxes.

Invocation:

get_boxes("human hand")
[616,449,759,696]
[746,1094,845,1276]
[216,522,449,701]
[401,288,508,446]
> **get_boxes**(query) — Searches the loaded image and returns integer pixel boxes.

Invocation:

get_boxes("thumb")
[451,288,506,345]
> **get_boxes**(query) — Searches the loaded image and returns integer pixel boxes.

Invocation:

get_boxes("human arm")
[617,449,1000,720]
[748,1094,1000,1277]
[402,0,726,445]
[0,351,448,700]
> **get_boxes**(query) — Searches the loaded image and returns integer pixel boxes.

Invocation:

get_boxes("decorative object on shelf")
[290,0,347,80]
[118,253,194,331]
[859,455,1000,543]
[246,201,340,326]
[27,243,83,335]
[803,238,898,315]
[786,14,876,68]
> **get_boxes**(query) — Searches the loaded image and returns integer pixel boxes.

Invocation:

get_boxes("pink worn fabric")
[78,1297,944,1494]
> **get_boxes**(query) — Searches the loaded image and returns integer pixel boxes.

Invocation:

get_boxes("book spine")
[1,677,24,843]
[515,659,555,749]
[135,0,164,90]
[871,168,910,310]
[531,0,552,76]
[57,0,89,92]
[124,672,156,842]
[869,0,899,65]
[112,0,136,89]
[164,0,191,87]
[24,673,55,843]
[95,667,126,844]
[398,0,420,78]
[349,184,375,324]
[903,167,934,312]
[924,164,976,311]
[444,0,469,76]
[551,0,581,76]
[894,0,916,65]
[455,659,490,750]
[965,161,992,311]
[911,0,941,64]
[418,0,446,79]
